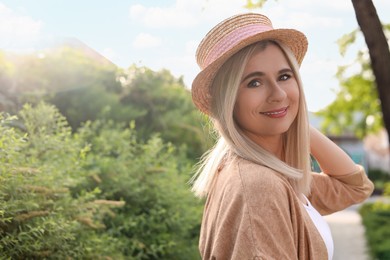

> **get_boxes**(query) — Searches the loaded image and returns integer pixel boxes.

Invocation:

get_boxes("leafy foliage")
[0,103,203,259]
[368,169,390,194]
[77,119,202,259]
[359,182,390,259]
[317,25,390,138]
[244,0,271,9]
[0,49,211,160]
[0,43,210,259]
[336,29,359,57]
[0,46,124,127]
[0,103,124,258]
[0,51,17,112]
[119,65,212,159]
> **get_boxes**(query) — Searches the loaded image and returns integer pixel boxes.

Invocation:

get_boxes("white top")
[303,195,334,260]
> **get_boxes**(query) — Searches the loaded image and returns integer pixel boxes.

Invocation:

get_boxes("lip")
[260,107,288,118]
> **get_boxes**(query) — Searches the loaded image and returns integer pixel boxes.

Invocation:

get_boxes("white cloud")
[0,3,43,49]
[129,0,200,28]
[133,33,162,49]
[196,0,245,16]
[145,8,197,28]
[262,5,343,31]
[286,12,343,29]
[128,0,249,29]
[129,4,146,18]
[264,0,351,12]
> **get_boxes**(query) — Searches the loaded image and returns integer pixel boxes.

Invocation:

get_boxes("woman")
[190,13,374,259]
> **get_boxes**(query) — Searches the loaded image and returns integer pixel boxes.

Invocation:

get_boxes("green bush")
[76,119,202,259]
[0,103,203,259]
[0,103,124,259]
[359,182,390,259]
[368,169,390,194]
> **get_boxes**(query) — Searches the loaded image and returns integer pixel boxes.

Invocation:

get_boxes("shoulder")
[225,157,295,207]
[236,157,291,189]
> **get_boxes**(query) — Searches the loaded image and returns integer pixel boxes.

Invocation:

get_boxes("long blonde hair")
[191,40,312,198]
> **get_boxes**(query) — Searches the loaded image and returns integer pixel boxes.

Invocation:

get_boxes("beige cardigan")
[199,157,374,259]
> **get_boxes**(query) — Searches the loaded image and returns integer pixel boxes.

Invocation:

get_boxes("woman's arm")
[309,126,374,215]
[310,126,359,176]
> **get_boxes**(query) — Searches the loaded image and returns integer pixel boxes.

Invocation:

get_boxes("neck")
[247,133,284,160]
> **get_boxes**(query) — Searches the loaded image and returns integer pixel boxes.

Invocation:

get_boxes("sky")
[0,0,389,112]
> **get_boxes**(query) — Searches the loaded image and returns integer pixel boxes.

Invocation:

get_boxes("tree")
[120,65,213,159]
[0,51,17,112]
[1,48,211,159]
[350,0,390,141]
[317,2,390,139]
[317,29,386,138]
[0,45,125,128]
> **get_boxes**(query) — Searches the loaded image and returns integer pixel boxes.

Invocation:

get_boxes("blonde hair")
[191,40,312,198]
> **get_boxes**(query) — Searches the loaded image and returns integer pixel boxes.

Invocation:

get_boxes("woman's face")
[233,43,300,145]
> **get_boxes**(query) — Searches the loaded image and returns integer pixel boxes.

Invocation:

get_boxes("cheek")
[235,90,265,111]
[233,100,245,125]
[292,90,299,105]
[234,92,255,118]
[234,90,263,127]
[289,86,300,115]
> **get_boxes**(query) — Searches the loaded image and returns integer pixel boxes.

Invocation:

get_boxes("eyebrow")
[241,68,293,83]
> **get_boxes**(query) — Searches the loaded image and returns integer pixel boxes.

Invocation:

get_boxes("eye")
[279,73,292,81]
[247,79,262,88]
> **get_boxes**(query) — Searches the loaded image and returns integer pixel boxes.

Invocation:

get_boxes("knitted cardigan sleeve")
[308,165,374,216]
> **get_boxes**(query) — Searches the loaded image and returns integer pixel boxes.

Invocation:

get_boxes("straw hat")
[191,13,308,116]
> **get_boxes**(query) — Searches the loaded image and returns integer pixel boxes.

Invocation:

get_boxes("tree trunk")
[351,0,390,146]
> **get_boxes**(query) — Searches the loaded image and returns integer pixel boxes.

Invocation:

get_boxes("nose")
[266,81,287,103]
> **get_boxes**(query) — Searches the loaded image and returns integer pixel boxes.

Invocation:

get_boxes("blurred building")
[309,112,367,172]
[364,129,389,172]
[310,112,390,174]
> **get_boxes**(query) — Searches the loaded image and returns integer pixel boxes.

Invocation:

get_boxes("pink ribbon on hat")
[203,24,273,68]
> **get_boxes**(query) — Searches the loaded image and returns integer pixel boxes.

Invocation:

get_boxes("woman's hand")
[310,125,359,176]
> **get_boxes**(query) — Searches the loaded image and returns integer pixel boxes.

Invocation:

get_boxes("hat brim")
[191,28,308,116]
